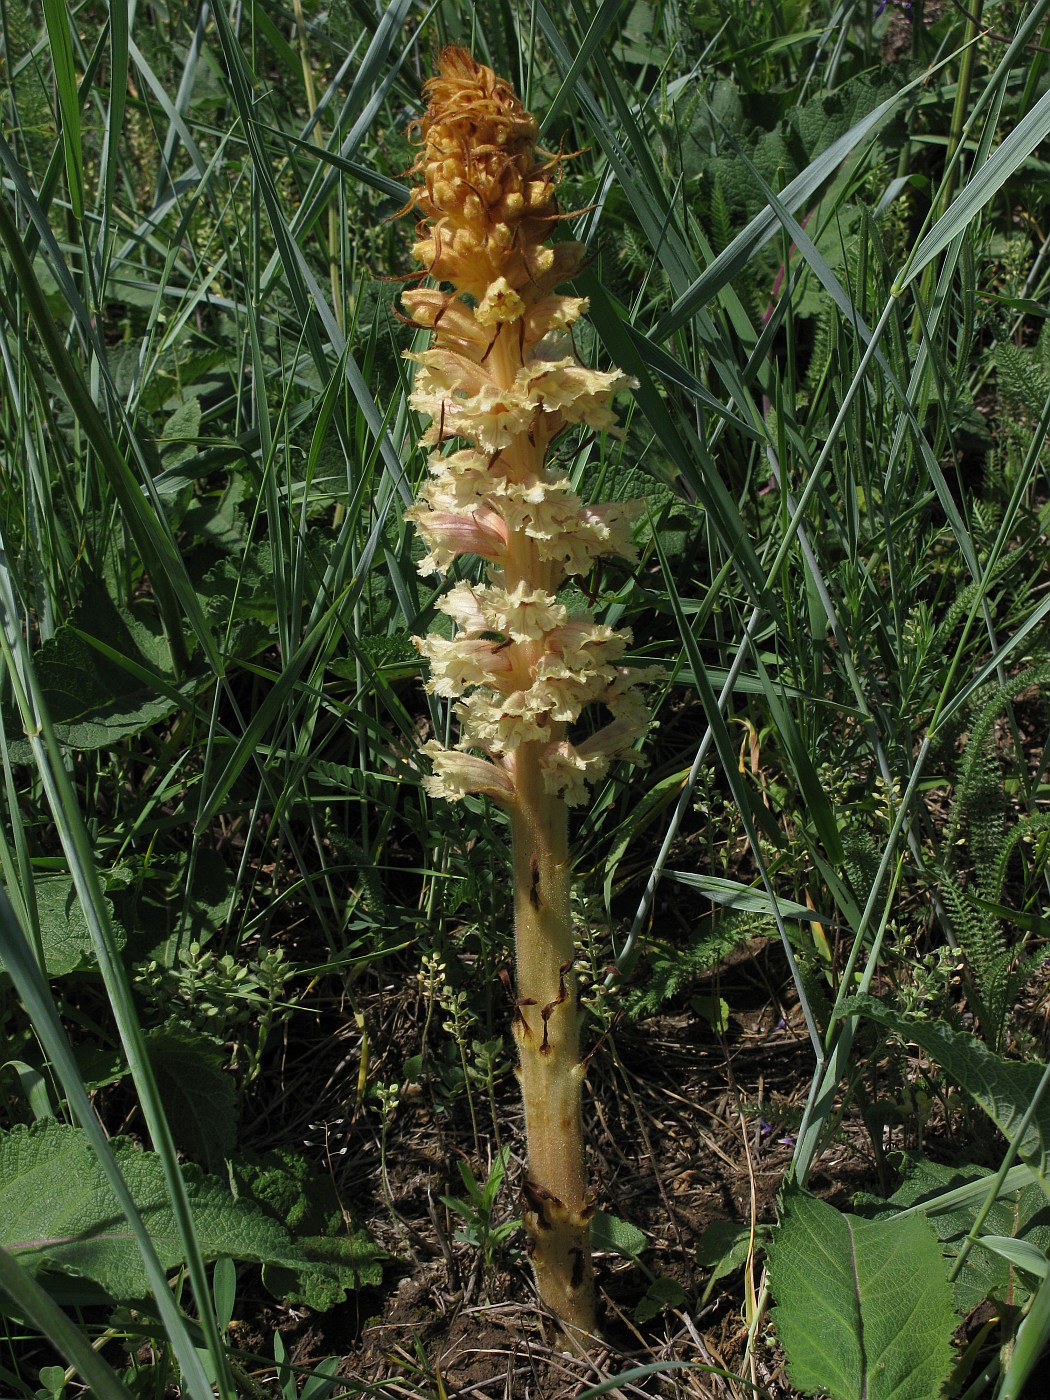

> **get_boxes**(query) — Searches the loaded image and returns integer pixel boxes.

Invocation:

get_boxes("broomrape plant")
[398,48,655,1332]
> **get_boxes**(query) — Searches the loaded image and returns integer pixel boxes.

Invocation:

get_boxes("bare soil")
[240,934,887,1399]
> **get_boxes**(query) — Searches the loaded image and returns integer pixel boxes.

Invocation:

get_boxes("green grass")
[1,0,1050,1393]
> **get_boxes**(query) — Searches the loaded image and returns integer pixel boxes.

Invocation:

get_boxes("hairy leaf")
[145,1028,236,1172]
[857,1153,1050,1312]
[230,1147,384,1309]
[768,1189,956,1400]
[590,1209,647,1258]
[848,998,1050,1189]
[0,875,126,977]
[2,576,184,760]
[0,1123,381,1305]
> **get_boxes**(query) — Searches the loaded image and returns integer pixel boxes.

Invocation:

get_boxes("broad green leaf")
[1,1123,279,1298]
[696,1219,753,1278]
[696,1219,762,1303]
[2,577,187,760]
[145,1028,236,1173]
[857,1153,1050,1312]
[0,1123,381,1304]
[0,875,125,978]
[7,625,180,755]
[634,1274,687,1323]
[848,998,1050,1189]
[979,1236,1048,1279]
[158,397,202,470]
[229,1148,384,1310]
[262,1233,385,1313]
[590,1209,647,1258]
[768,1190,956,1400]
[198,547,279,661]
[0,872,223,1399]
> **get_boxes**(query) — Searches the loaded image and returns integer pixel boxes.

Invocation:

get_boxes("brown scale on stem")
[499,967,535,1040]
[539,960,571,1055]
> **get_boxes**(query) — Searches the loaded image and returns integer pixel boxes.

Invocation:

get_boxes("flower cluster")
[402,46,654,807]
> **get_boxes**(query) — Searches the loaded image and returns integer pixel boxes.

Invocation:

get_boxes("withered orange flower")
[402,46,575,305]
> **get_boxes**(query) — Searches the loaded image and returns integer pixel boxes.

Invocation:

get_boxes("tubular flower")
[400,47,657,1335]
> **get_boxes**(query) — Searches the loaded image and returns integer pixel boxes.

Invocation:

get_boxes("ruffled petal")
[456,689,555,752]
[537,742,610,806]
[538,716,650,805]
[420,741,516,805]
[415,634,515,697]
[406,503,508,574]
[399,48,655,815]
[476,277,527,325]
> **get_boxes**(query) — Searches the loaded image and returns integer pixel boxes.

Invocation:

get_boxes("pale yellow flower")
[537,742,611,806]
[397,46,660,1333]
[476,277,527,325]
[523,295,589,345]
[435,582,491,634]
[419,740,514,804]
[402,45,654,802]
[499,490,641,577]
[406,501,508,574]
[457,689,556,752]
[414,634,514,697]
[439,582,567,642]
[400,290,496,358]
[539,717,648,805]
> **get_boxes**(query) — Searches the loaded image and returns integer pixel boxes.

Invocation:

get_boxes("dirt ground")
[241,935,886,1399]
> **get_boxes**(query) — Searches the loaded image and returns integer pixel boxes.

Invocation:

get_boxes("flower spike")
[399,46,656,1334]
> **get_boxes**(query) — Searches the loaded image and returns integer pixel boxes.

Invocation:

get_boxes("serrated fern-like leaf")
[321,827,387,917]
[939,872,1011,1044]
[929,550,1028,669]
[709,173,733,258]
[621,911,768,1021]
[841,823,883,911]
[939,666,1050,1049]
[990,810,1050,918]
[996,342,1050,410]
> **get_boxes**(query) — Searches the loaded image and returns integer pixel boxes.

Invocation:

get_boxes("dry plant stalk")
[400,47,654,1332]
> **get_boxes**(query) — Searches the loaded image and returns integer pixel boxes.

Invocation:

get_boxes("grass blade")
[0,1244,134,1400]
[898,84,1050,290]
[41,0,83,218]
[0,883,220,1400]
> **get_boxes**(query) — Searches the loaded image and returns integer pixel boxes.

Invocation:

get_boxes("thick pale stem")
[510,743,595,1332]
[486,321,596,1329]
